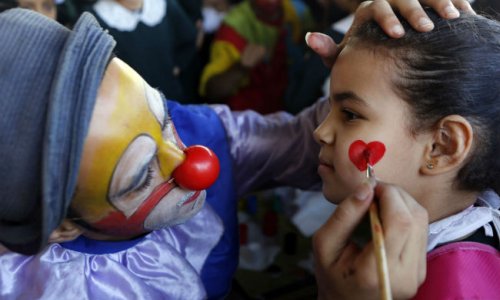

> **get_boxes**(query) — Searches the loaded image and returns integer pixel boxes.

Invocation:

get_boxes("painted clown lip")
[177,190,202,207]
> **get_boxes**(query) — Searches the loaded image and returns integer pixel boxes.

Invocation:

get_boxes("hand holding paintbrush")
[313,139,428,299]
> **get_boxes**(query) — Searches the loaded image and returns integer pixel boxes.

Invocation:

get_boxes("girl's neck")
[424,188,479,223]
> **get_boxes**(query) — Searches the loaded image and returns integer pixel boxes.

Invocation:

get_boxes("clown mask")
[70,58,209,239]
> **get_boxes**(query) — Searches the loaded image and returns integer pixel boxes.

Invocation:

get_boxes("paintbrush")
[366,164,392,300]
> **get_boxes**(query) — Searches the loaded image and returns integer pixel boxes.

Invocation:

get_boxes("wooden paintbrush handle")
[369,201,392,300]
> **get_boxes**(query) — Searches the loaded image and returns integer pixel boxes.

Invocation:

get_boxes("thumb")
[313,179,375,265]
[305,32,339,68]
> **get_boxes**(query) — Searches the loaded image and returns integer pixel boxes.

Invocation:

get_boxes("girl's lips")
[318,155,335,170]
[317,160,335,177]
[318,163,334,172]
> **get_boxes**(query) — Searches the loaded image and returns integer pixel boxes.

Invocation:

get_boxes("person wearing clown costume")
[0,1,472,299]
[0,7,323,299]
[199,0,315,115]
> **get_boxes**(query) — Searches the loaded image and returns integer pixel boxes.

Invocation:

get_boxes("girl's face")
[71,58,205,238]
[314,46,429,204]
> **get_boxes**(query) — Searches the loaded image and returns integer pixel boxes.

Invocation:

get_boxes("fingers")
[313,180,429,299]
[352,1,406,38]
[390,0,476,31]
[306,0,475,69]
[450,0,475,14]
[48,219,83,243]
[375,183,413,255]
[390,0,437,31]
[305,32,339,68]
[374,183,429,297]
[313,179,375,266]
[353,0,474,40]
[376,183,428,255]
[420,0,475,17]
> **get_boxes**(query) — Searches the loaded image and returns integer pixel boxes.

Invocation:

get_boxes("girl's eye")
[341,108,360,121]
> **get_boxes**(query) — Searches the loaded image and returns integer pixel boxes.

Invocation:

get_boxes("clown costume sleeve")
[0,97,328,300]
[167,97,328,299]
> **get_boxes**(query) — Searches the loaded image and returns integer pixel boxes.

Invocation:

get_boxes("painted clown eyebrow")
[144,84,167,130]
[331,91,369,107]
[160,96,168,131]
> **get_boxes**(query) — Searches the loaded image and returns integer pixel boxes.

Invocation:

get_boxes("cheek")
[373,137,420,184]
[327,136,389,198]
[110,165,165,218]
[336,138,366,176]
[321,148,367,203]
[144,189,206,230]
[162,118,186,155]
[327,170,366,203]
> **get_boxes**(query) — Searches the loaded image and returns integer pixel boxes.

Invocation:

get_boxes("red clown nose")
[172,145,220,190]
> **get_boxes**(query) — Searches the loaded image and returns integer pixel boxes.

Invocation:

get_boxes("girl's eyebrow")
[332,91,369,107]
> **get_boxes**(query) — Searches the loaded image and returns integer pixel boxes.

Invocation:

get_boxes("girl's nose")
[313,113,335,145]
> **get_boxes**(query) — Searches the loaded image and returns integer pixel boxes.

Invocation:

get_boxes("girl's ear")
[420,115,473,175]
[48,219,83,243]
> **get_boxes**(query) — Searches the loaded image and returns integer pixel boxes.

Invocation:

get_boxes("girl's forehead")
[333,46,391,83]
[330,47,407,110]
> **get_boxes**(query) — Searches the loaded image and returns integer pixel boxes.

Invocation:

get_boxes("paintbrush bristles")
[366,164,374,178]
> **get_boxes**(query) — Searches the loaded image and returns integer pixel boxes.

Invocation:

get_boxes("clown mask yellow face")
[70,58,206,239]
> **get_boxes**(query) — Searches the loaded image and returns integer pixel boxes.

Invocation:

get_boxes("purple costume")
[0,99,329,299]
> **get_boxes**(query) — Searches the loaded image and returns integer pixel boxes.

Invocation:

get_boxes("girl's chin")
[322,185,353,205]
[325,197,342,205]
[322,189,342,204]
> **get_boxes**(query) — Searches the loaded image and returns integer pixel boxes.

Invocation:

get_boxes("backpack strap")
[413,241,500,300]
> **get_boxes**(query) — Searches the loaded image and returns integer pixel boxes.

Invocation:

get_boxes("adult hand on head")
[306,0,475,68]
[313,180,429,300]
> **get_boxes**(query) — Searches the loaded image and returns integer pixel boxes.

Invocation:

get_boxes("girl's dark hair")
[351,9,500,194]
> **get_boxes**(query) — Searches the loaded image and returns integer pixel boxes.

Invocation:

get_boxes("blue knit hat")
[0,9,115,254]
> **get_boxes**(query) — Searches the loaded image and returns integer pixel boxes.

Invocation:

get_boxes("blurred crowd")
[1,0,498,115]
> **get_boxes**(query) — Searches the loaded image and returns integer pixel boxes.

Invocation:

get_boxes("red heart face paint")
[348,140,386,171]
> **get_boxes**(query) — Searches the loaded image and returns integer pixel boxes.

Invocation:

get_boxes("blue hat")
[0,9,115,254]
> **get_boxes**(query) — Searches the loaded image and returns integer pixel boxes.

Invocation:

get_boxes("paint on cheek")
[157,140,185,179]
[348,140,386,171]
[91,180,175,236]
